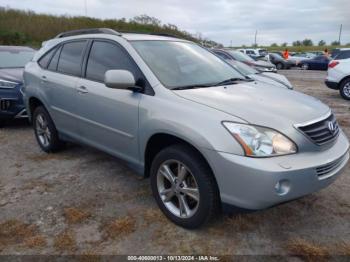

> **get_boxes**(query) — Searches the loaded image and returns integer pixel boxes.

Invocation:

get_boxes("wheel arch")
[143,133,215,181]
[28,96,46,120]
[339,75,350,87]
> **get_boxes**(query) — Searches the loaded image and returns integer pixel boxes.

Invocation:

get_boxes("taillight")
[329,61,339,68]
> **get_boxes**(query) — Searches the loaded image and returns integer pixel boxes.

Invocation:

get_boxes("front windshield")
[131,41,244,89]
[226,50,255,62]
[0,49,34,68]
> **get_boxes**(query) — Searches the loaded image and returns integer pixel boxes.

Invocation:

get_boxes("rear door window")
[57,41,86,77]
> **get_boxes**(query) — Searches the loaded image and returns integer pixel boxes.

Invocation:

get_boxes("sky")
[1,0,349,46]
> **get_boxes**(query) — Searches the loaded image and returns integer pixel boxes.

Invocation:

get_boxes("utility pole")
[230,40,232,48]
[84,0,87,16]
[338,24,342,45]
[254,30,257,47]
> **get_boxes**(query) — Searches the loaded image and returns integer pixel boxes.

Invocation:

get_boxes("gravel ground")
[0,69,349,257]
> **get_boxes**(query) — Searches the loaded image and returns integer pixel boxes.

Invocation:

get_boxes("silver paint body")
[24,33,350,209]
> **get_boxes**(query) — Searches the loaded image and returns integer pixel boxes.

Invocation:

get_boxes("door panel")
[74,40,144,164]
[43,71,80,136]
[75,78,141,164]
[43,40,87,137]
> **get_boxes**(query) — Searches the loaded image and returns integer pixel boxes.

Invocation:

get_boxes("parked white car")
[325,57,350,100]
[239,48,267,59]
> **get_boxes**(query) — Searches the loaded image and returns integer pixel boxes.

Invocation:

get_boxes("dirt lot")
[0,70,349,257]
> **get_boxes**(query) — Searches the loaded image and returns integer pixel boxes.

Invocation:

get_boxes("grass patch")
[287,238,329,261]
[64,207,91,224]
[0,220,37,249]
[54,230,77,252]
[103,215,136,240]
[24,235,47,248]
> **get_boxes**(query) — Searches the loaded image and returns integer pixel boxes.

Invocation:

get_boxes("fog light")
[275,179,291,196]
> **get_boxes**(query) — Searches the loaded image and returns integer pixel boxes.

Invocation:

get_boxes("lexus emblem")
[328,121,335,133]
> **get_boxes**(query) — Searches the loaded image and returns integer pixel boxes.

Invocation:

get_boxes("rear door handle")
[77,85,89,94]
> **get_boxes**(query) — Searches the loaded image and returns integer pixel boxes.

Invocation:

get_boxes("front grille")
[0,99,12,111]
[297,113,339,145]
[316,153,348,179]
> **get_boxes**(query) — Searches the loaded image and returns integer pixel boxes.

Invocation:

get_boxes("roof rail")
[119,31,180,39]
[55,28,122,38]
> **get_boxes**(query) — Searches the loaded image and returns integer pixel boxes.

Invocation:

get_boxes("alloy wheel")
[35,113,51,147]
[157,160,200,218]
[343,82,350,98]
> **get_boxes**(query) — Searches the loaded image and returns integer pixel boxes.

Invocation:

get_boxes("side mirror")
[104,70,136,90]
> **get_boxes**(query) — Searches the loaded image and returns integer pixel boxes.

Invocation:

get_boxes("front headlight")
[0,79,18,89]
[222,122,297,157]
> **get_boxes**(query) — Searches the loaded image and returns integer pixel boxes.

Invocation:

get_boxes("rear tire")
[339,79,350,100]
[33,106,63,152]
[150,144,220,229]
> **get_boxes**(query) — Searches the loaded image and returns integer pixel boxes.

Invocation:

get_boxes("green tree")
[318,40,326,46]
[270,43,278,47]
[292,40,302,46]
[331,41,340,46]
[281,42,288,47]
[302,39,313,46]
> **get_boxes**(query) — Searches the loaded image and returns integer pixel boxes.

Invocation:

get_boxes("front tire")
[33,106,63,152]
[339,79,350,100]
[150,144,220,229]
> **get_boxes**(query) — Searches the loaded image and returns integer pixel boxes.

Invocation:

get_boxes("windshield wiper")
[171,84,214,90]
[213,77,253,86]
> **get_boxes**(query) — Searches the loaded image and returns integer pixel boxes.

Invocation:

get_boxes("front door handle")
[77,86,88,94]
[41,75,48,83]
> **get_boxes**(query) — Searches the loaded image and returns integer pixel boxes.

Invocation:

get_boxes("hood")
[173,81,329,131]
[248,73,291,89]
[260,72,293,88]
[0,68,24,83]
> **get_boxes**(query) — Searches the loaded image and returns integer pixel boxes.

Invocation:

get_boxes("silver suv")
[23,29,349,228]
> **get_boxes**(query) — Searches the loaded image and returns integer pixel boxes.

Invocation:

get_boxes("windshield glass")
[131,41,244,89]
[0,50,34,68]
[226,50,255,62]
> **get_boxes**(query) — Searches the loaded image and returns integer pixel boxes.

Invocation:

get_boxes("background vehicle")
[287,52,314,66]
[267,53,294,69]
[0,46,35,126]
[325,58,350,100]
[213,52,293,89]
[299,55,330,70]
[213,49,277,72]
[24,29,349,229]
[239,48,268,60]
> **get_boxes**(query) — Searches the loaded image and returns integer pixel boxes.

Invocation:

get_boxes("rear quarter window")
[38,47,56,68]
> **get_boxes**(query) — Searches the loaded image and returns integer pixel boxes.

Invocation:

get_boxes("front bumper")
[325,80,339,90]
[204,130,349,210]
[0,85,27,120]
